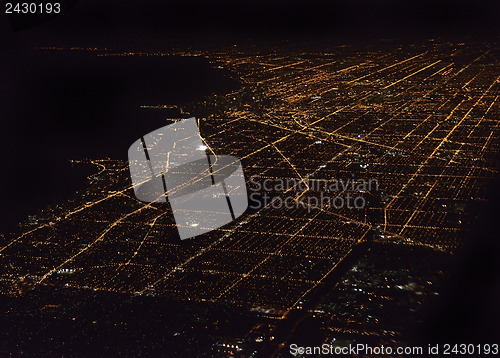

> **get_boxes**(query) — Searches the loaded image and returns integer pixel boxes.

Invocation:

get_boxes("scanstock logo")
[128,117,248,240]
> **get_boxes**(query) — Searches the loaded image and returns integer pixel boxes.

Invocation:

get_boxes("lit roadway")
[0,41,498,313]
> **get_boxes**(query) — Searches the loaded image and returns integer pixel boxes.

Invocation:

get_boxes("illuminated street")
[1,39,499,356]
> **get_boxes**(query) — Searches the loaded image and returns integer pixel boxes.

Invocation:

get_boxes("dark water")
[0,47,240,233]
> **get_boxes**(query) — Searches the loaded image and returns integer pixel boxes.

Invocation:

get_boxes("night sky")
[2,0,500,44]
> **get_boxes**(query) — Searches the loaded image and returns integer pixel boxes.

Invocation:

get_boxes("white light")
[198,145,207,151]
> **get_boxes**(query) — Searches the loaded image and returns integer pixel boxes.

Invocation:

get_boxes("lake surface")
[0,47,240,232]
